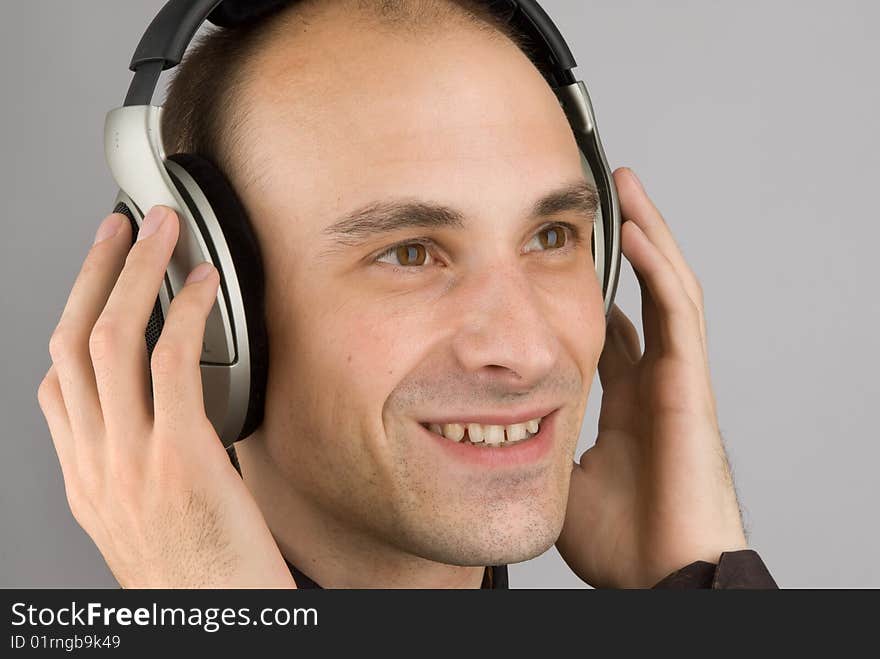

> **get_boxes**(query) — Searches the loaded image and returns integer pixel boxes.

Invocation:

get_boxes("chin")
[402,500,566,567]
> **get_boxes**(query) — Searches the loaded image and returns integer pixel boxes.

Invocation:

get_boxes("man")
[37,0,776,588]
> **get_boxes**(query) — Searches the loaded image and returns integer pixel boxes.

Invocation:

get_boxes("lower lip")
[419,409,558,468]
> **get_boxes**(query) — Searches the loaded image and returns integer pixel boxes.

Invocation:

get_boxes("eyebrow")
[319,179,598,255]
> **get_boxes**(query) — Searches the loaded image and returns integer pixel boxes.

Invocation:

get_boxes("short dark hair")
[160,0,544,192]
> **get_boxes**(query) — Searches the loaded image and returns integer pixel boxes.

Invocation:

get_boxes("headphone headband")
[124,0,577,106]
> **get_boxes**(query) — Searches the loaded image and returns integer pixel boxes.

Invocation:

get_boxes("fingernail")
[629,169,644,193]
[93,214,123,245]
[136,206,169,242]
[185,262,214,284]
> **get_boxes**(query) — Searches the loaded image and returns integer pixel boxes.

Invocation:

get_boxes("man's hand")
[37,206,296,588]
[555,168,748,588]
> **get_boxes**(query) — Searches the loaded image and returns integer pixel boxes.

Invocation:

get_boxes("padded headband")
[123,0,578,106]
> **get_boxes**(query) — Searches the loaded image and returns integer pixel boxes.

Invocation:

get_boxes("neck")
[234,435,487,589]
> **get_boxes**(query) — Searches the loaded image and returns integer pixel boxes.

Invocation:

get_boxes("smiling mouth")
[419,415,545,448]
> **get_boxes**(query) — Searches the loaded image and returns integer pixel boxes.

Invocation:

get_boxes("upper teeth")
[427,417,542,445]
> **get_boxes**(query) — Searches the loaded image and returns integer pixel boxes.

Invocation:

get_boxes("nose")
[449,262,560,389]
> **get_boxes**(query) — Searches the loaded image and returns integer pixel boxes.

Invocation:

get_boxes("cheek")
[542,261,607,372]
[265,294,410,487]
[340,304,425,394]
[324,303,429,484]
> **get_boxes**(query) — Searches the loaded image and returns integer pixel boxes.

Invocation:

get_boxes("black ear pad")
[165,153,269,448]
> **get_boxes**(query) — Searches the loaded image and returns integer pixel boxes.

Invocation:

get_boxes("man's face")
[234,10,606,566]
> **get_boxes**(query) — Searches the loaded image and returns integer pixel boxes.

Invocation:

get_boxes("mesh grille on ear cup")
[113,202,165,360]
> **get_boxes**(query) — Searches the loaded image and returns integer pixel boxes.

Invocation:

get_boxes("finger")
[616,168,710,359]
[91,206,179,435]
[597,304,640,387]
[49,213,132,439]
[614,167,704,311]
[37,365,76,479]
[151,262,219,432]
[36,366,94,522]
[620,219,704,362]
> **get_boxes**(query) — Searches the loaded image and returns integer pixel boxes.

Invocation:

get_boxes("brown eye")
[394,243,427,266]
[375,240,436,269]
[538,226,566,249]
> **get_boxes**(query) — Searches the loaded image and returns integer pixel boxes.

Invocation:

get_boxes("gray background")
[1,0,877,588]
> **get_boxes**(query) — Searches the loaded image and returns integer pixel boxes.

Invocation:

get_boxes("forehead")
[237,12,583,235]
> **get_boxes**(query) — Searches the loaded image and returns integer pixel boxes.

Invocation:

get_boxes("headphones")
[105,0,622,450]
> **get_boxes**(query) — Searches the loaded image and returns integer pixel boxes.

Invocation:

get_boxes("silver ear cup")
[105,104,251,447]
